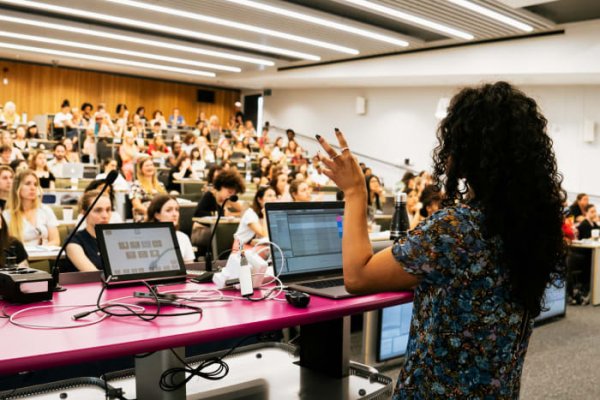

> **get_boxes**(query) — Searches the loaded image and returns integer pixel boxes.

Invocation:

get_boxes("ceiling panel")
[0,0,595,87]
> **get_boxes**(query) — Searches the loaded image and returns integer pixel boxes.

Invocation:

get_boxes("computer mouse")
[285,290,310,308]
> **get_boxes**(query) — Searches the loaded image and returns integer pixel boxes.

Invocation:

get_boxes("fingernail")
[334,128,339,132]
[315,134,321,140]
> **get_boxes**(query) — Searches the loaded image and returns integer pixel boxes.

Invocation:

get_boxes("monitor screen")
[96,223,186,284]
[535,281,567,322]
[377,302,414,362]
[266,202,344,277]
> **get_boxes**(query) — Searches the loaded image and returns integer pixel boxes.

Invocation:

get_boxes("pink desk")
[0,282,411,398]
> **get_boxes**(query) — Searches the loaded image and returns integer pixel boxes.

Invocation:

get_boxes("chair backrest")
[212,222,239,260]
[49,204,63,219]
[178,205,196,237]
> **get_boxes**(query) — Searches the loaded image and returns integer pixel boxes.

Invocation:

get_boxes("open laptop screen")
[96,222,186,284]
[265,202,344,278]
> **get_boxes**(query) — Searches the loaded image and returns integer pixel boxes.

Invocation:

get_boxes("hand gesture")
[315,130,366,198]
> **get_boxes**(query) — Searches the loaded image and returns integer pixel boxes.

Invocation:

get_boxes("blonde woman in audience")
[3,170,60,246]
[244,120,256,137]
[63,138,80,163]
[119,131,140,181]
[13,125,30,157]
[289,179,311,202]
[208,115,221,137]
[1,101,20,128]
[30,150,56,190]
[114,104,129,138]
[129,156,166,221]
[63,190,112,272]
[234,186,277,246]
[270,169,290,201]
[146,194,195,263]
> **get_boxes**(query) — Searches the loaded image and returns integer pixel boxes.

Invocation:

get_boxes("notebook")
[265,201,354,299]
[95,222,187,286]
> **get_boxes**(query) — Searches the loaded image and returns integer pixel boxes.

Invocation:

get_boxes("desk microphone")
[204,194,238,272]
[51,170,119,292]
[390,192,409,243]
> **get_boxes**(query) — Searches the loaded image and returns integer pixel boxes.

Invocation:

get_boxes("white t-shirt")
[47,159,68,178]
[234,208,260,245]
[53,112,73,127]
[3,205,58,246]
[96,172,130,191]
[176,230,195,263]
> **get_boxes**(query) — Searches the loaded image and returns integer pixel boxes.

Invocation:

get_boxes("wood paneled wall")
[0,60,240,125]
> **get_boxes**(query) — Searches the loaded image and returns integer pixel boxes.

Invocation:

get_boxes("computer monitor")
[376,301,414,362]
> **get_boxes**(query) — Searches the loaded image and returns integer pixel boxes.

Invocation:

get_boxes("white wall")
[263,85,600,195]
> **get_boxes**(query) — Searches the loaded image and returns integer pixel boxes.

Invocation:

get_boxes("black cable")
[158,335,257,392]
[244,286,282,302]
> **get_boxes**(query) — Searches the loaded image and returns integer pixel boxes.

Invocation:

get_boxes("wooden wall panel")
[0,60,240,125]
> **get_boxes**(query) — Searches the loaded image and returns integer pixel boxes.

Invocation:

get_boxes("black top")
[569,204,583,219]
[0,198,6,211]
[167,167,192,192]
[578,219,600,240]
[62,229,103,273]
[38,172,56,189]
[194,190,222,218]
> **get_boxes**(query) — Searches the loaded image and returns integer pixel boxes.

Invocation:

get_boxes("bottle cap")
[395,192,407,203]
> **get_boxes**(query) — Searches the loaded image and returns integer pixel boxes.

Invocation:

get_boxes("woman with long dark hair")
[316,82,565,398]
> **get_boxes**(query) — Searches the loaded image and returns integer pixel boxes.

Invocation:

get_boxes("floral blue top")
[392,204,532,399]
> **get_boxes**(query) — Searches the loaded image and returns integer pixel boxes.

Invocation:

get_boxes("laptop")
[61,162,84,179]
[265,201,354,299]
[95,222,187,286]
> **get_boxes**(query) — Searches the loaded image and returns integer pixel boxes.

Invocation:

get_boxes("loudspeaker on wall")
[356,96,367,115]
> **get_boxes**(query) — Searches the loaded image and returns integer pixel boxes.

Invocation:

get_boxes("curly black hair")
[432,81,566,317]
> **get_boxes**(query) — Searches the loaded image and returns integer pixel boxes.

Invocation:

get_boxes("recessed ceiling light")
[107,0,359,55]
[0,15,275,66]
[0,0,321,60]
[342,0,474,40]
[0,31,241,72]
[448,0,534,32]
[0,42,216,77]
[226,0,409,47]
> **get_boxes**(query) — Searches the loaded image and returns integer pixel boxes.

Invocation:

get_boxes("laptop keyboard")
[301,278,345,289]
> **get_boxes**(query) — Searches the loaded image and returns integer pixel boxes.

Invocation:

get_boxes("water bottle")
[390,193,410,242]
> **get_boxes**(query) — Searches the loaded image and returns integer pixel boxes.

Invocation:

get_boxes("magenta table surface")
[0,282,412,376]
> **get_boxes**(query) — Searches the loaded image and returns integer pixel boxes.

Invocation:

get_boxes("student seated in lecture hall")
[129,156,167,222]
[193,170,245,219]
[577,204,599,239]
[0,165,14,211]
[289,179,311,202]
[13,125,30,158]
[568,193,589,223]
[3,170,60,247]
[30,150,56,190]
[146,194,195,264]
[95,158,130,191]
[316,82,565,398]
[81,180,124,226]
[234,186,277,246]
[0,130,24,162]
[62,190,111,272]
[47,143,68,178]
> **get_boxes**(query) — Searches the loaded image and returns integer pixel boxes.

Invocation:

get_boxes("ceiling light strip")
[0,42,216,77]
[225,0,409,47]
[107,0,359,55]
[0,15,274,66]
[0,31,241,72]
[447,0,533,32]
[0,0,321,60]
[342,0,474,40]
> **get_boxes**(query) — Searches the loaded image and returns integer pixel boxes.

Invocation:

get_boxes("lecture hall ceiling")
[0,0,598,87]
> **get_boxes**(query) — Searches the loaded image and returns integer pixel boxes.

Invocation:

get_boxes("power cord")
[158,335,257,392]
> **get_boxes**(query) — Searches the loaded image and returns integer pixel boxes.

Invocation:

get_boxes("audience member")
[167,153,198,192]
[147,135,170,158]
[270,168,290,200]
[404,188,421,230]
[10,159,28,174]
[289,179,311,202]
[63,138,80,163]
[3,170,60,246]
[129,156,166,221]
[419,185,443,219]
[146,194,195,263]
[169,108,186,127]
[119,131,140,181]
[13,125,30,157]
[578,204,599,239]
[1,130,24,161]
[569,193,589,222]
[366,175,385,212]
[1,101,20,128]
[0,145,11,166]
[95,159,129,191]
[26,121,40,139]
[0,166,14,210]
[47,143,68,177]
[193,170,245,218]
[234,186,277,246]
[62,190,112,272]
[30,150,56,190]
